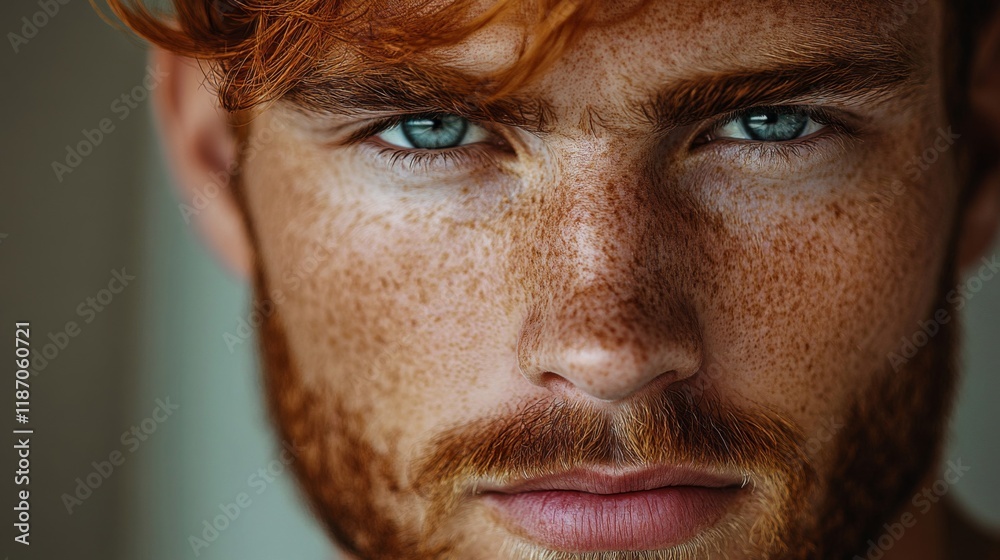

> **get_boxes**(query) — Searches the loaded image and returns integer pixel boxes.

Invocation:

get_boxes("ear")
[151,48,253,277]
[957,9,1000,270]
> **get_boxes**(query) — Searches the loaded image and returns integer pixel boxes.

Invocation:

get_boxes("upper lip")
[478,465,746,495]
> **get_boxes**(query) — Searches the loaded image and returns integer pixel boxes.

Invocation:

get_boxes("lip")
[478,465,745,552]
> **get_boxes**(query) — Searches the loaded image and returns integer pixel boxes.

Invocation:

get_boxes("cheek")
[688,121,959,457]
[242,93,960,481]
[242,118,520,452]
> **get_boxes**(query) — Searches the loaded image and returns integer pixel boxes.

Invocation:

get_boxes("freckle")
[827,201,845,218]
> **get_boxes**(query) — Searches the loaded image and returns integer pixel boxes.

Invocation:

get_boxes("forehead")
[275,0,942,128]
[341,0,930,138]
[426,0,936,81]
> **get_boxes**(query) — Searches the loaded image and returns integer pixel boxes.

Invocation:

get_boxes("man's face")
[237,0,962,558]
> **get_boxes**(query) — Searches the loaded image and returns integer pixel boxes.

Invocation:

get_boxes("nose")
[517,297,703,402]
[514,142,704,403]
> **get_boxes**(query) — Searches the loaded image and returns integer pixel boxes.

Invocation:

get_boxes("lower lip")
[483,486,740,552]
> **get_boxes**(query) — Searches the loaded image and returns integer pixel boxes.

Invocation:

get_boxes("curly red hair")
[98,0,998,194]
[96,1,996,119]
[95,0,649,112]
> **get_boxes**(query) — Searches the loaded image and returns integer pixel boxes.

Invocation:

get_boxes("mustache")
[411,387,817,503]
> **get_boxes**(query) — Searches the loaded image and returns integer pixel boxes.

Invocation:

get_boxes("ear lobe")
[957,10,1000,271]
[150,48,253,278]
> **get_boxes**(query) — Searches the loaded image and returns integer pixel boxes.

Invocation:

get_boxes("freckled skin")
[233,0,987,558]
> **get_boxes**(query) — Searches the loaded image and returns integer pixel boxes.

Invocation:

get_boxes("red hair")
[95,0,641,112]
[96,1,997,121]
[98,0,998,194]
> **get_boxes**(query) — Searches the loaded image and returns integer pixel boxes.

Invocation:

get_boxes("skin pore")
[151,0,1000,558]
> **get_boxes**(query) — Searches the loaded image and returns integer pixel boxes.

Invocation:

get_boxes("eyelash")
[353,106,856,172]
[351,115,510,173]
[703,106,858,160]
[367,143,503,173]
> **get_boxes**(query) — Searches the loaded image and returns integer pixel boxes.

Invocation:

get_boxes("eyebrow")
[629,43,926,132]
[286,37,925,135]
[286,64,557,133]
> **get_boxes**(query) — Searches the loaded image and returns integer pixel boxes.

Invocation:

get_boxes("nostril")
[516,301,705,403]
[529,361,698,403]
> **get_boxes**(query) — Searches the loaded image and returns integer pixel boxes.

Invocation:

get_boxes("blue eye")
[377,114,488,150]
[713,108,825,142]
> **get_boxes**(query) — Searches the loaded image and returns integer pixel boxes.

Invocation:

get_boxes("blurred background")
[0,3,998,559]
